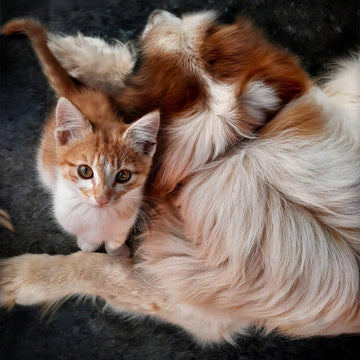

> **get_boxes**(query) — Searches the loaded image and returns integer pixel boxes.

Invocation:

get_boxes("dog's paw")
[0,257,21,308]
[77,237,99,252]
[0,254,50,307]
[0,261,16,308]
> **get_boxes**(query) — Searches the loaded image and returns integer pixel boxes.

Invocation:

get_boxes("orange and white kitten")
[2,19,159,254]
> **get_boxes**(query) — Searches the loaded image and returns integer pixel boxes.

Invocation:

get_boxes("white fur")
[141,10,181,39]
[142,11,216,55]
[241,80,281,122]
[54,174,141,249]
[157,78,244,187]
[323,53,360,122]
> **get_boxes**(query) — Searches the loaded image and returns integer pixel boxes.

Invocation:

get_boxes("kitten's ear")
[54,97,92,145]
[124,110,160,157]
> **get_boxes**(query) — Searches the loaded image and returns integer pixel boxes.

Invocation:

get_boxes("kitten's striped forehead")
[91,131,132,168]
[58,125,150,178]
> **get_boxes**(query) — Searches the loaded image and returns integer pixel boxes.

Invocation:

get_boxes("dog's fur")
[1,11,360,343]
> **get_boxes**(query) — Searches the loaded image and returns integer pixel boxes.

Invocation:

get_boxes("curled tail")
[48,33,135,93]
[323,52,360,121]
[2,18,77,98]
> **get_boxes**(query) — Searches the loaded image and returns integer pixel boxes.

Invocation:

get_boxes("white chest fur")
[54,176,139,250]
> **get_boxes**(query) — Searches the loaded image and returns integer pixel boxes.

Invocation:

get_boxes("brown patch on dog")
[201,18,311,107]
[115,53,206,123]
[260,100,324,138]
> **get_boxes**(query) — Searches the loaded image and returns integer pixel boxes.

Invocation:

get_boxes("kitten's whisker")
[69,202,83,212]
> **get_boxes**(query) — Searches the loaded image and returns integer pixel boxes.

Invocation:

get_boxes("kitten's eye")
[78,165,93,179]
[116,169,132,183]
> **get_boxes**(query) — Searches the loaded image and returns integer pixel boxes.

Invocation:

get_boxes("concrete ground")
[1,0,360,359]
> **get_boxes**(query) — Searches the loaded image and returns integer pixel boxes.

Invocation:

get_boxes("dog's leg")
[0,252,167,315]
[0,250,243,343]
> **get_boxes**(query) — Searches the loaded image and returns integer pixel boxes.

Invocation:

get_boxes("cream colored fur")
[48,33,135,93]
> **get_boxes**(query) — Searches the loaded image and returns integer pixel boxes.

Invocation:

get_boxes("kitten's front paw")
[77,237,100,252]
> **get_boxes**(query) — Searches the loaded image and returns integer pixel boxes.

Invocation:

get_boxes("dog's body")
[1,11,360,343]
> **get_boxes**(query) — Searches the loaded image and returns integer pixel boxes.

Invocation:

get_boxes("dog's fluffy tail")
[323,52,360,121]
[48,33,136,94]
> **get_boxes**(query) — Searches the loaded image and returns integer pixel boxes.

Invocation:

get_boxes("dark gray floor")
[1,0,360,359]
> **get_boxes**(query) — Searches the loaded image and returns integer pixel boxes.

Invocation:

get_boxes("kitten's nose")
[95,196,109,207]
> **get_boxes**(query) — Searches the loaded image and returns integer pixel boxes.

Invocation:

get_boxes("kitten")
[2,18,159,254]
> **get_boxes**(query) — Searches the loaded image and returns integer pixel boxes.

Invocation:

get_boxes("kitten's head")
[54,93,159,210]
